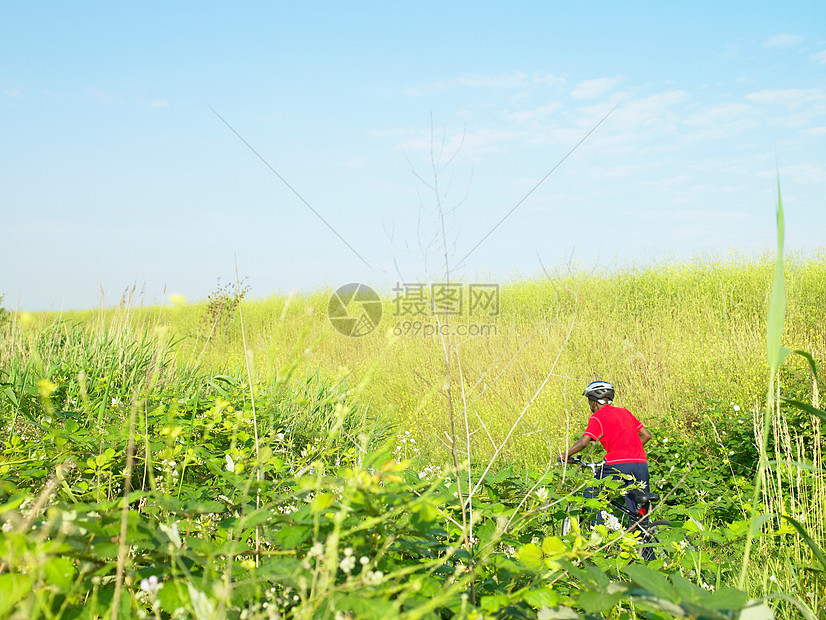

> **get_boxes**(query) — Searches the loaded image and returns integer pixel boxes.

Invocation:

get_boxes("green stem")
[739,372,775,589]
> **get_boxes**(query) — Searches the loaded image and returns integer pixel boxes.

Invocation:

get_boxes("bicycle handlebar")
[559,455,601,474]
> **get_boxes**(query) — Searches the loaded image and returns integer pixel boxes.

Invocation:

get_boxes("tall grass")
[45,253,826,468]
[3,249,826,617]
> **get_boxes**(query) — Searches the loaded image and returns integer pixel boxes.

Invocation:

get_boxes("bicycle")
[561,457,671,562]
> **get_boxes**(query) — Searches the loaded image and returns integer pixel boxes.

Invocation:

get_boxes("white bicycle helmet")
[583,380,614,404]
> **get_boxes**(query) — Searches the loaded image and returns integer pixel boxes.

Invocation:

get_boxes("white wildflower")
[363,570,384,586]
[140,575,162,595]
[600,511,622,532]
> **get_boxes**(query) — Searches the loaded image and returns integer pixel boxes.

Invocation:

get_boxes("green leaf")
[780,397,826,424]
[748,513,774,537]
[275,526,310,549]
[680,601,728,620]
[541,536,567,558]
[257,557,302,582]
[411,499,439,524]
[0,573,33,616]
[518,543,543,568]
[783,515,826,573]
[792,349,820,383]
[43,556,76,591]
[239,508,274,530]
[537,605,579,619]
[337,593,398,618]
[0,495,26,515]
[188,583,216,620]
[558,559,589,584]
[763,593,812,620]
[765,182,786,373]
[3,386,19,407]
[737,601,776,619]
[523,588,559,608]
[624,564,677,601]
[480,594,510,613]
[767,459,826,474]
[629,593,687,617]
[669,573,706,604]
[578,590,622,613]
[311,492,336,512]
[583,563,610,590]
[159,522,182,548]
[703,587,749,610]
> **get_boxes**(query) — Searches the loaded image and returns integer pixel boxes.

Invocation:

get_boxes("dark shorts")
[585,461,650,515]
[599,462,650,514]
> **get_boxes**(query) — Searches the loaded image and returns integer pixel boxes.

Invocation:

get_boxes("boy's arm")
[561,435,592,462]
[639,426,652,445]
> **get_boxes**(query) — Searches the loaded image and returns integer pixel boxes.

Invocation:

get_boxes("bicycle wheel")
[639,520,672,562]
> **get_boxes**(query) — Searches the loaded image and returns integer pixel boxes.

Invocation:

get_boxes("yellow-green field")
[38,253,826,467]
[3,251,826,617]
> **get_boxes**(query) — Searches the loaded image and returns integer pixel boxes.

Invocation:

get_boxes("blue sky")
[3,2,825,311]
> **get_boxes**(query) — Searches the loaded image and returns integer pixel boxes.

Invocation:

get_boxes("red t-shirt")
[583,404,647,464]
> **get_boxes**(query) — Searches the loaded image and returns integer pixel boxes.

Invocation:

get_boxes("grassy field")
[1,251,825,618]
[42,252,826,467]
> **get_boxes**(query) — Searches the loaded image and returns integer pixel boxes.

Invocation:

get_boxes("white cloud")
[686,102,754,125]
[684,103,759,141]
[812,50,826,64]
[778,163,826,184]
[401,71,565,98]
[335,157,371,169]
[571,77,620,100]
[745,88,825,109]
[640,174,693,192]
[615,90,687,124]
[720,44,740,59]
[4,88,24,100]
[585,162,663,181]
[521,90,686,158]
[370,128,417,138]
[763,33,804,48]
[457,71,565,89]
[393,127,518,162]
[506,102,563,123]
[532,72,566,87]
[459,72,529,88]
[149,99,169,109]
[88,89,118,105]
